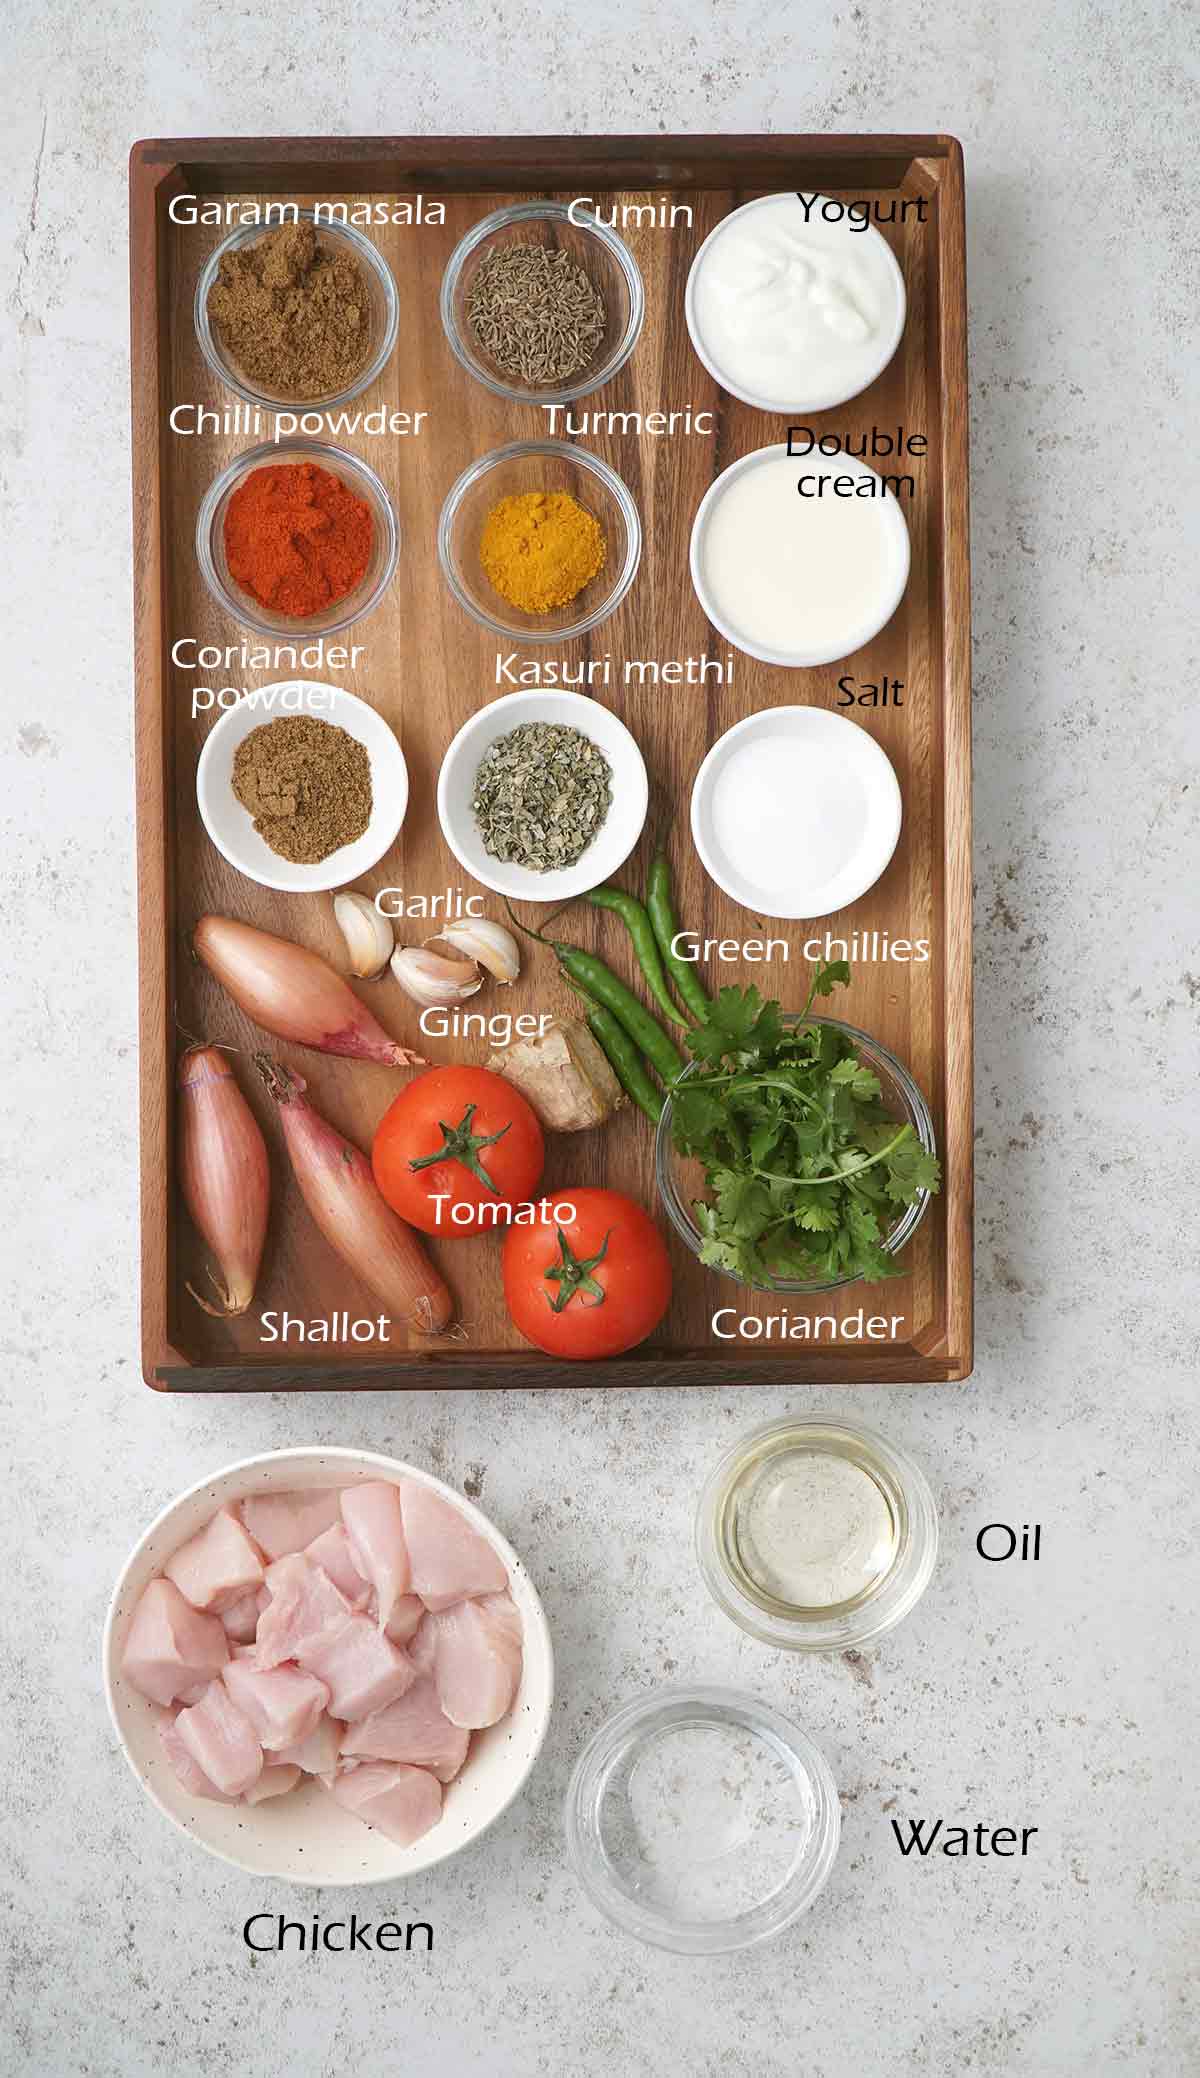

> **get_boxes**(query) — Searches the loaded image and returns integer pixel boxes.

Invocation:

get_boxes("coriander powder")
[232,715,372,864]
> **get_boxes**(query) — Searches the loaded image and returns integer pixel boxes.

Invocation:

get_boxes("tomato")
[502,1188,673,1359]
[372,1066,544,1237]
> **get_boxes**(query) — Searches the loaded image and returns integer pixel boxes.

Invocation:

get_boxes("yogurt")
[686,192,906,411]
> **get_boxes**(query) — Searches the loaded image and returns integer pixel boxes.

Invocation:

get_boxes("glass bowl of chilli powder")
[440,201,644,406]
[195,212,399,411]
[438,439,641,643]
[196,439,399,637]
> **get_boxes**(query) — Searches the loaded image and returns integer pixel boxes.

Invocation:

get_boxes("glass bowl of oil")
[696,1415,939,1652]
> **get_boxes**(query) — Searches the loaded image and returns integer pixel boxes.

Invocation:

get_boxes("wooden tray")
[131,134,972,1391]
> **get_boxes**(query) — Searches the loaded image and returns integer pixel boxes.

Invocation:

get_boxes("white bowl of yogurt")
[685,191,907,413]
[690,442,910,669]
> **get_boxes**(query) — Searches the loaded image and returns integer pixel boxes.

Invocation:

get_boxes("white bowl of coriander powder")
[196,680,409,894]
[436,690,649,903]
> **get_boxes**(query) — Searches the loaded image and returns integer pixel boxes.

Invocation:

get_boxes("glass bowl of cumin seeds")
[440,200,644,406]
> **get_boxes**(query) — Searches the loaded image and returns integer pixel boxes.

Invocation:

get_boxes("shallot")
[255,1056,454,1335]
[194,915,424,1067]
[178,1046,270,1317]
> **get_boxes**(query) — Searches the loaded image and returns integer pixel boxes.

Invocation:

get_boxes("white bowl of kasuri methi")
[436,688,649,903]
[102,1448,553,1884]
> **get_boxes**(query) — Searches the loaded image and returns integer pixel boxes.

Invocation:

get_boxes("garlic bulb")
[390,946,483,1008]
[437,918,521,984]
[333,892,394,979]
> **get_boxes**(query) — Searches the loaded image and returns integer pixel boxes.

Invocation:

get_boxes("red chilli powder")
[223,460,374,618]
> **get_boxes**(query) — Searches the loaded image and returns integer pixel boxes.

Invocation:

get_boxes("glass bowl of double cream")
[696,1416,938,1651]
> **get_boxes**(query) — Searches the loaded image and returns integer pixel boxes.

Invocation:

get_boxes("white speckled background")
[2,4,1197,2073]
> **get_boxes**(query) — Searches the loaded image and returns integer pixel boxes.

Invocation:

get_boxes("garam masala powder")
[207,223,373,399]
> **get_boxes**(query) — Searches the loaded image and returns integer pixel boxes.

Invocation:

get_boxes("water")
[598,1717,814,1924]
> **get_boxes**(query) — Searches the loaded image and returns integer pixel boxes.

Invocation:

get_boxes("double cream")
[691,444,910,667]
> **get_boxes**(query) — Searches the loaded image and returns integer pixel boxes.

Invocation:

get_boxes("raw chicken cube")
[222,1657,329,1751]
[243,1764,302,1805]
[300,1613,414,1719]
[340,1483,411,1629]
[163,1507,265,1613]
[239,1489,343,1561]
[122,1577,229,1707]
[427,1591,523,1729]
[399,1479,509,1611]
[304,1524,370,1607]
[406,1613,438,1678]
[340,1675,470,1783]
[255,1554,353,1670]
[274,1713,342,1778]
[221,1586,269,1645]
[328,1761,442,1848]
[373,1592,424,1646]
[175,1679,263,1797]
[157,1709,235,1802]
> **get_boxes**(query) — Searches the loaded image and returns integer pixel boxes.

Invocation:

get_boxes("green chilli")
[582,1000,664,1125]
[554,943,684,1084]
[646,852,712,1024]
[586,885,688,1030]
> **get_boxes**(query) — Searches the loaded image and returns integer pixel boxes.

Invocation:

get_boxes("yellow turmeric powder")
[479,490,606,614]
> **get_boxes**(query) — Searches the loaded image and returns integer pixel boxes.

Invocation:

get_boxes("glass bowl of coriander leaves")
[440,200,644,406]
[655,965,941,1295]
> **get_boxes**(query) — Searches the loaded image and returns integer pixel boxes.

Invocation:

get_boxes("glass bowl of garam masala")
[440,200,644,406]
[195,438,399,638]
[438,439,641,644]
[194,212,400,412]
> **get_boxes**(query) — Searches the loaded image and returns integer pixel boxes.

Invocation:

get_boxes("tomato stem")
[406,1100,511,1193]
[544,1227,611,1312]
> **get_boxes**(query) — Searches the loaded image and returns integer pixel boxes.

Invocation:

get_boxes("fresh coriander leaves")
[672,962,941,1288]
[686,984,784,1064]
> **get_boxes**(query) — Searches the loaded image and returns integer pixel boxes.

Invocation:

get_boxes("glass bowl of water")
[564,1685,841,1953]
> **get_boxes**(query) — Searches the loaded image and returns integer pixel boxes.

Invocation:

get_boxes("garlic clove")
[333,891,394,979]
[437,918,521,985]
[390,945,483,1008]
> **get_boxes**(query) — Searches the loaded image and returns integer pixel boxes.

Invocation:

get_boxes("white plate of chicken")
[102,1448,554,1883]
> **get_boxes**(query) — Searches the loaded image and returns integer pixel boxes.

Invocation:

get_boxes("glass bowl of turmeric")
[196,438,400,638]
[437,439,641,644]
